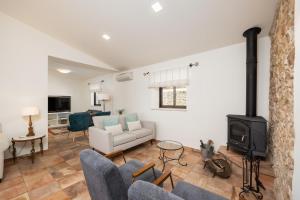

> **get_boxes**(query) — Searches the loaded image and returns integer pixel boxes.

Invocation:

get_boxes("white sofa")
[89,115,156,154]
[0,124,9,182]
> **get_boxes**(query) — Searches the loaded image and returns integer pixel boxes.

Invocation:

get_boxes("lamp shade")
[22,106,39,116]
[97,93,110,101]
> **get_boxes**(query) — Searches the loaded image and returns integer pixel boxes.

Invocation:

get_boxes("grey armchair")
[80,149,166,200]
[128,180,229,200]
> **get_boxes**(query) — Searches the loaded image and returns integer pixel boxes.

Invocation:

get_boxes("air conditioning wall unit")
[116,72,133,82]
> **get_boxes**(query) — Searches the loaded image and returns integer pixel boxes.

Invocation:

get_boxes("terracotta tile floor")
[0,133,275,200]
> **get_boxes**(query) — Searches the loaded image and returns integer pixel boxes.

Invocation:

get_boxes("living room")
[0,0,299,200]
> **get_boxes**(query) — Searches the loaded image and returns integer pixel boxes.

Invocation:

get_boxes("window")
[159,87,187,109]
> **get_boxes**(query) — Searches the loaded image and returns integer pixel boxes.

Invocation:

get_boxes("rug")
[48,127,69,135]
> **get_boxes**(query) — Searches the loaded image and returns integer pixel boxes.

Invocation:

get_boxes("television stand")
[48,112,70,128]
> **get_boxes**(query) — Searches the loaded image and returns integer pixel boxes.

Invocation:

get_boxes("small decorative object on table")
[200,139,232,178]
[12,134,46,164]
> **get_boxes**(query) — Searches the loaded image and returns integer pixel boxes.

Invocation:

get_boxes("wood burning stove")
[227,27,267,158]
[227,115,267,157]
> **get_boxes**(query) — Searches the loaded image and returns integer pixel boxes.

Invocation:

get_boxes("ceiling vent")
[116,72,133,82]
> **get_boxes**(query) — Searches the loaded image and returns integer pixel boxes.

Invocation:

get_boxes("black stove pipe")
[243,27,261,117]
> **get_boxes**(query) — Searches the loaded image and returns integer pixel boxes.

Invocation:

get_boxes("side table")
[157,140,187,171]
[12,134,46,164]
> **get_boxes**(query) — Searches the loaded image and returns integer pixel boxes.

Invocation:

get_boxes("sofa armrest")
[141,121,156,138]
[88,126,113,154]
[128,180,183,200]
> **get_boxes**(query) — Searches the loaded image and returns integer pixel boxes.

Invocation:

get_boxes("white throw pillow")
[105,124,123,136]
[127,120,142,131]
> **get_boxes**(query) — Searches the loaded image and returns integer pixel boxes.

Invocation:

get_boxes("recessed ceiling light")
[102,34,111,40]
[57,68,71,74]
[152,2,163,13]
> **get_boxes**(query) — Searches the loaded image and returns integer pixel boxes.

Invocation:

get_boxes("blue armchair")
[128,180,228,200]
[68,112,90,142]
[80,149,165,200]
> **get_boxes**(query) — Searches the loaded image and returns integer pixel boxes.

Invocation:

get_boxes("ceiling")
[48,56,113,80]
[0,0,278,70]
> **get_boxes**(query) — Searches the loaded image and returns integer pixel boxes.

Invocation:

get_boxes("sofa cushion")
[127,120,142,131]
[113,133,136,147]
[125,113,138,130]
[92,116,106,129]
[105,124,123,136]
[131,128,152,139]
[103,116,119,127]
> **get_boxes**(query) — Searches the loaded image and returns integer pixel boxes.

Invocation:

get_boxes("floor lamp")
[97,93,110,112]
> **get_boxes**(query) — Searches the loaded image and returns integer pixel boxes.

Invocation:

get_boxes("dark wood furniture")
[12,134,46,164]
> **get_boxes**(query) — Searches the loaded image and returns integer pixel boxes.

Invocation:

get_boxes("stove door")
[228,120,250,151]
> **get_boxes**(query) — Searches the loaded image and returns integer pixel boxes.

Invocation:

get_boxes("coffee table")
[157,140,187,171]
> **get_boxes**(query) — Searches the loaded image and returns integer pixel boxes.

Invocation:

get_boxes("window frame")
[159,87,187,109]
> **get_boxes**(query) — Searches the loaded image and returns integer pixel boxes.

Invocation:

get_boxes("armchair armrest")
[105,150,126,163]
[88,126,113,154]
[132,162,156,178]
[153,171,174,189]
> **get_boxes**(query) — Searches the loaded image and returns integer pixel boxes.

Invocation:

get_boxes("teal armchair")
[68,112,90,142]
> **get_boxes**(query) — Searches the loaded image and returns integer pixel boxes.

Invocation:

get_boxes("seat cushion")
[172,181,228,200]
[131,128,152,139]
[113,133,136,146]
[119,160,162,191]
[105,124,123,136]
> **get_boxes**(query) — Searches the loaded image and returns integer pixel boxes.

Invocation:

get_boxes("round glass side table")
[157,140,187,171]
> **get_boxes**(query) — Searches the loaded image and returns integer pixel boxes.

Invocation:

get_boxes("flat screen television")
[48,96,71,113]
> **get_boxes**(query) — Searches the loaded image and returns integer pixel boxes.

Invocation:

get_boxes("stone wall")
[269,0,295,199]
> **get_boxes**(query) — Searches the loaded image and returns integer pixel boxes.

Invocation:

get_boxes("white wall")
[48,70,89,113]
[0,11,110,157]
[293,0,300,199]
[88,37,270,149]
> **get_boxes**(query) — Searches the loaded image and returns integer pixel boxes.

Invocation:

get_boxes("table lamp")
[22,106,39,137]
[97,93,110,111]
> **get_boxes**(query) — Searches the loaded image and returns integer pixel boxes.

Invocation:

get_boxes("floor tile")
[0,181,27,200]
[10,193,30,200]
[28,182,61,200]
[2,132,274,200]
[58,171,85,189]
[63,181,90,200]
[23,169,55,191]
